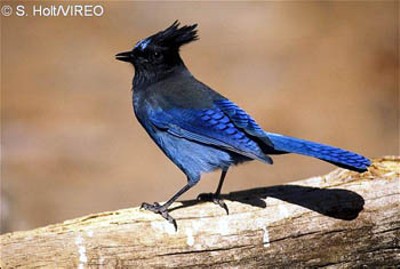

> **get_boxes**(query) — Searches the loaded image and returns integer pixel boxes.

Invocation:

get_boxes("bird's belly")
[155,131,247,182]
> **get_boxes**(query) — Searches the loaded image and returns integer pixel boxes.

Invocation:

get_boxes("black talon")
[165,214,177,231]
[216,199,229,215]
[196,168,230,215]
[140,202,178,231]
[197,192,230,215]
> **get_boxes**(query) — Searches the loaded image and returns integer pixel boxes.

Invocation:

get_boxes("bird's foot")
[140,202,177,231]
[197,193,229,215]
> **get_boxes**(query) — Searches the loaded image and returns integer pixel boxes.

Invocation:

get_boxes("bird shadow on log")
[171,185,365,220]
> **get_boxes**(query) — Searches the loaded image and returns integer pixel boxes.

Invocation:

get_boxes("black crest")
[135,21,199,51]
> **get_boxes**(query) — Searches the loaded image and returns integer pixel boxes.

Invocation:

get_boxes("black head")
[116,21,198,73]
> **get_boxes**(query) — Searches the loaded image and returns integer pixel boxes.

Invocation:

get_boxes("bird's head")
[116,21,198,75]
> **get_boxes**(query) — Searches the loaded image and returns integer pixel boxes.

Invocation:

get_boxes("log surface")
[1,157,399,268]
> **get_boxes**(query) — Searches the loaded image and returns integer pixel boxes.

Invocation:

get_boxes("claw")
[215,199,229,215]
[140,202,178,231]
[197,193,229,215]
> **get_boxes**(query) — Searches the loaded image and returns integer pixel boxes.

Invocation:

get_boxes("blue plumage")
[116,21,371,229]
[266,133,371,172]
[149,104,272,167]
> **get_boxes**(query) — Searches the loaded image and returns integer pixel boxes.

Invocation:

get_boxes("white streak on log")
[263,225,271,248]
[74,234,87,269]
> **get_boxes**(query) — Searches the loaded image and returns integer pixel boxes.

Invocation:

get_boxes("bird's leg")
[198,168,229,215]
[141,181,195,231]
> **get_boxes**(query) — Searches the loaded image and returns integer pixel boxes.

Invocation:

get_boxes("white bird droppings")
[262,226,271,248]
[278,204,290,219]
[255,218,270,248]
[75,234,88,268]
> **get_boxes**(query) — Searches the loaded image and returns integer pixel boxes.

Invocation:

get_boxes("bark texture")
[1,157,399,268]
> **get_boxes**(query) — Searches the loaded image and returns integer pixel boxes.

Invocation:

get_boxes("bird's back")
[135,68,221,112]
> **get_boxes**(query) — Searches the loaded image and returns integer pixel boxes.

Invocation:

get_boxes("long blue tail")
[266,132,371,172]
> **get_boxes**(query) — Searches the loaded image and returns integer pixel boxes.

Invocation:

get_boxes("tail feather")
[267,132,371,172]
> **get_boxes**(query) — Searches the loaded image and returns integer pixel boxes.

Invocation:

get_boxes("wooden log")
[1,157,399,268]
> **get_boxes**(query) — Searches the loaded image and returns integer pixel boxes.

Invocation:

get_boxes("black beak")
[115,51,133,62]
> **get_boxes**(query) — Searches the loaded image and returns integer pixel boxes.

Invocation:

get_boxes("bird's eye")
[153,52,162,59]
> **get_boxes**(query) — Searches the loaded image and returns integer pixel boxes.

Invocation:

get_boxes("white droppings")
[151,221,176,235]
[75,234,83,245]
[86,230,94,237]
[186,228,195,246]
[262,226,271,248]
[278,204,290,219]
[75,234,88,268]
[255,218,270,248]
[78,246,88,263]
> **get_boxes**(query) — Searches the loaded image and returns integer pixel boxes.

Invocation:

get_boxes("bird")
[116,21,371,230]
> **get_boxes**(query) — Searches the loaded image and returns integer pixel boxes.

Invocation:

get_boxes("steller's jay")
[116,21,370,229]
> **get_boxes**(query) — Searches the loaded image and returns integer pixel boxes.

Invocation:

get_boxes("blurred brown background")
[1,1,398,233]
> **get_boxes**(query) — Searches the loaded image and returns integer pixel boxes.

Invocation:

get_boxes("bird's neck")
[133,63,187,90]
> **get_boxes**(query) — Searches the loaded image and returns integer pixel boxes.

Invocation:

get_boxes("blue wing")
[214,99,274,148]
[149,99,273,163]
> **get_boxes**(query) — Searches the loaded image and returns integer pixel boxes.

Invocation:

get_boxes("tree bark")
[1,157,399,268]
